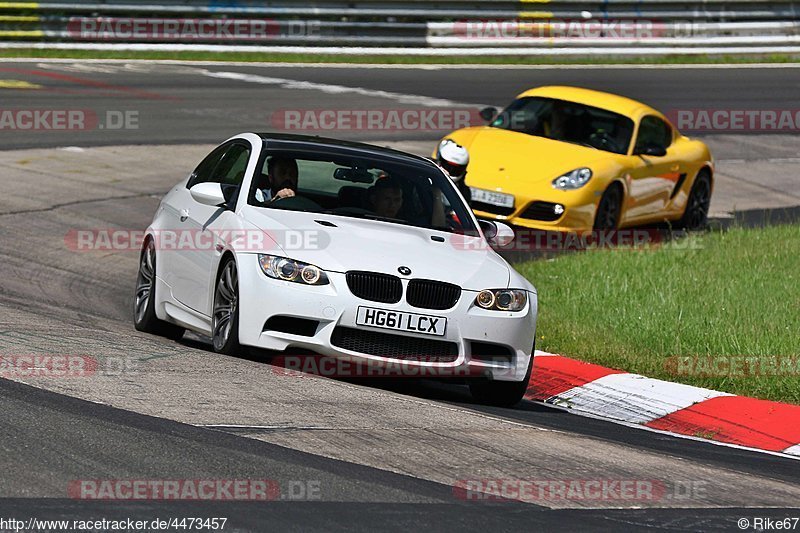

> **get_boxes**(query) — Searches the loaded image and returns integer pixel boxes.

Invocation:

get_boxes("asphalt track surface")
[1,61,799,531]
[0,61,799,152]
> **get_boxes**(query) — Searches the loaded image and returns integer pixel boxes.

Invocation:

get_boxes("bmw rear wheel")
[133,239,184,340]
[212,258,242,355]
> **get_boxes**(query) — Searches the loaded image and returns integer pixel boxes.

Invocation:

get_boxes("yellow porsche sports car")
[437,86,713,232]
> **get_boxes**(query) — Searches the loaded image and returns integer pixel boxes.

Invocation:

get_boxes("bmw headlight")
[552,168,593,190]
[258,254,329,285]
[475,289,527,312]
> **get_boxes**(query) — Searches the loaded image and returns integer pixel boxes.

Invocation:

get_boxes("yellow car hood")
[457,127,617,189]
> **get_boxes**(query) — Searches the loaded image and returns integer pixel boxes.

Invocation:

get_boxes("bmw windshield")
[247,146,478,235]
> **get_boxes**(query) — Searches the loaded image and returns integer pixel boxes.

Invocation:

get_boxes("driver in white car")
[255,156,299,203]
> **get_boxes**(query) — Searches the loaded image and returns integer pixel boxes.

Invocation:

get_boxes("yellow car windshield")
[490,96,634,155]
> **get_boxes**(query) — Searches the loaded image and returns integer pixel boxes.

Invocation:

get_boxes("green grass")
[517,224,800,404]
[1,48,800,65]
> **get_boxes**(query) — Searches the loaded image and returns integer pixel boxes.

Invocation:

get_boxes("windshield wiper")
[321,210,408,225]
[563,140,599,150]
[496,129,600,151]
[358,213,407,224]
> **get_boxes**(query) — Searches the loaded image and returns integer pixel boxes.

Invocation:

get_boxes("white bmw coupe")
[134,133,537,406]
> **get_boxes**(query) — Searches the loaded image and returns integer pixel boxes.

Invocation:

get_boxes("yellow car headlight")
[553,168,593,190]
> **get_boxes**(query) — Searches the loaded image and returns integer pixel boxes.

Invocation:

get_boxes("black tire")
[133,240,185,340]
[212,257,242,356]
[469,346,534,407]
[677,170,712,231]
[593,184,623,231]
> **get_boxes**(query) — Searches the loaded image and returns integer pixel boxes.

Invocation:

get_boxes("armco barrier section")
[0,1,798,55]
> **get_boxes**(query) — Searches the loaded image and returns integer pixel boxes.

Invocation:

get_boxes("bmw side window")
[213,143,251,186]
[187,144,228,189]
[211,143,251,206]
[635,116,672,153]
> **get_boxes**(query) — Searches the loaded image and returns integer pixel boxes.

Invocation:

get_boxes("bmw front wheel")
[469,347,534,407]
[212,258,242,355]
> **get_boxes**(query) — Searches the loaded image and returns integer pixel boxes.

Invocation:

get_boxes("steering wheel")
[589,130,619,152]
[270,195,322,211]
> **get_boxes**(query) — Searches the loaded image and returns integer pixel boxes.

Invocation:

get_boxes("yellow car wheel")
[593,184,624,230]
[679,171,712,231]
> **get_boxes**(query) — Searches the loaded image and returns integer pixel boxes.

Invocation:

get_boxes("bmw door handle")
[670,164,680,172]
[179,209,189,222]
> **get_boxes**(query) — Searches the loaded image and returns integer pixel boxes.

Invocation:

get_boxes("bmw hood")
[241,207,511,291]
[458,127,616,187]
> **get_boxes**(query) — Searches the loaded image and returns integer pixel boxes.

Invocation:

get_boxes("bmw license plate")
[470,188,514,208]
[356,306,446,337]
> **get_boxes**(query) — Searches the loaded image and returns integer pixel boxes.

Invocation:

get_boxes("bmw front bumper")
[236,254,537,382]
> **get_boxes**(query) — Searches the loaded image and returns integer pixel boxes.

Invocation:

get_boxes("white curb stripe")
[783,444,800,457]
[545,373,732,425]
[543,399,800,461]
[198,69,474,108]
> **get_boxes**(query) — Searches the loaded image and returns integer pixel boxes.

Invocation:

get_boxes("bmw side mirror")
[479,220,515,247]
[479,219,497,240]
[492,221,516,247]
[637,145,667,157]
[479,107,498,123]
[190,182,226,207]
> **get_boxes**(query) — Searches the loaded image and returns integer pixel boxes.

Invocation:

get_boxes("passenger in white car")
[368,177,404,219]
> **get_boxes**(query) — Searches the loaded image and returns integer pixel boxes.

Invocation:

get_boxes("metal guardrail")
[1,1,798,19]
[0,1,798,55]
